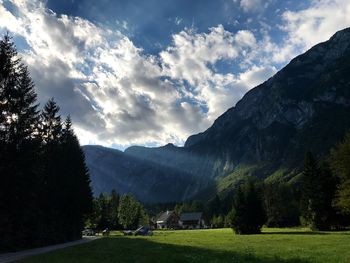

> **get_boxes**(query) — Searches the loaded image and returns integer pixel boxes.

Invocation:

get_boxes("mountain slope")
[185,27,350,176]
[83,145,202,203]
[84,27,350,203]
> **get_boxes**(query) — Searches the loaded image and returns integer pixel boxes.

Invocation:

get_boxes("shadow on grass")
[262,230,350,236]
[21,236,311,263]
[262,231,329,235]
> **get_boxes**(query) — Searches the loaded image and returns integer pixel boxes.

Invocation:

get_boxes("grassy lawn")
[19,228,350,263]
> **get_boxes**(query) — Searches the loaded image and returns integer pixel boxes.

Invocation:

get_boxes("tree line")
[84,131,350,235]
[157,131,350,234]
[0,35,93,251]
[85,191,148,230]
[213,130,350,234]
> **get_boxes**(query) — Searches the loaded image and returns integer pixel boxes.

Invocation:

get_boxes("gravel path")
[0,236,100,263]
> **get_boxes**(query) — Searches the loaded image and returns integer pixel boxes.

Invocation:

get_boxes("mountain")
[84,27,350,203]
[83,145,202,203]
[184,27,350,179]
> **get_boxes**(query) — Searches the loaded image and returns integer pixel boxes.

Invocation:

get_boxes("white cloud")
[159,26,265,123]
[239,65,276,88]
[160,25,240,86]
[235,0,350,67]
[239,0,264,13]
[282,0,350,48]
[272,0,350,63]
[0,1,22,32]
[3,0,255,147]
[6,0,347,148]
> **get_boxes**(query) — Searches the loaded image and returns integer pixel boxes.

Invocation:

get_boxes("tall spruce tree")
[264,182,300,227]
[110,190,120,229]
[330,131,350,215]
[300,152,319,228]
[0,35,41,251]
[317,162,348,229]
[41,98,62,143]
[40,98,63,243]
[300,152,342,230]
[230,180,266,234]
[59,116,93,239]
[207,194,221,221]
[96,193,111,230]
[0,34,93,251]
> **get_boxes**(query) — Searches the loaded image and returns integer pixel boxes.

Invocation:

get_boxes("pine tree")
[40,103,92,242]
[41,98,62,143]
[299,152,343,230]
[94,193,110,230]
[59,116,93,239]
[206,194,221,219]
[330,131,350,215]
[0,34,41,251]
[300,152,319,228]
[39,99,63,243]
[0,34,19,140]
[264,182,300,227]
[0,34,93,250]
[110,190,120,229]
[231,180,266,234]
[317,162,348,229]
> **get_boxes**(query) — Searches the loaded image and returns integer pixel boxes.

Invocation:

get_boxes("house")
[156,211,179,229]
[179,212,205,229]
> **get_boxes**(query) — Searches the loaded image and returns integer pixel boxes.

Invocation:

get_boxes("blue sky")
[45,0,306,55]
[1,0,350,149]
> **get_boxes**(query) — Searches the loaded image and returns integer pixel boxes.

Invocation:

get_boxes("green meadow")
[19,228,350,263]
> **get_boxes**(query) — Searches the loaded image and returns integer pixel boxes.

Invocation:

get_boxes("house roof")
[156,211,175,223]
[180,212,203,221]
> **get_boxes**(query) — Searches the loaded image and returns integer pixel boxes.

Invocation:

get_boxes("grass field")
[19,228,350,263]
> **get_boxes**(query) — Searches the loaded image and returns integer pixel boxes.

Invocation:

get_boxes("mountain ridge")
[84,27,350,203]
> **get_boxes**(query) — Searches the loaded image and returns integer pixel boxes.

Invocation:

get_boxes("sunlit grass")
[19,228,350,263]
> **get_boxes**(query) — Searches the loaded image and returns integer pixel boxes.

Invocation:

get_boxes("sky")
[0,0,350,150]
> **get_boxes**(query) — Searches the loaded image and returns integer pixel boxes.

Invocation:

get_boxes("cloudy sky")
[1,0,350,149]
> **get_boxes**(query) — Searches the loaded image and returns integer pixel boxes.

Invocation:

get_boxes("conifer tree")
[300,152,319,227]
[58,116,93,239]
[207,194,221,220]
[0,34,41,251]
[39,98,63,243]
[330,131,350,215]
[231,180,266,234]
[96,193,111,230]
[300,152,342,230]
[41,98,62,143]
[110,190,120,229]
[0,34,93,250]
[264,182,300,227]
